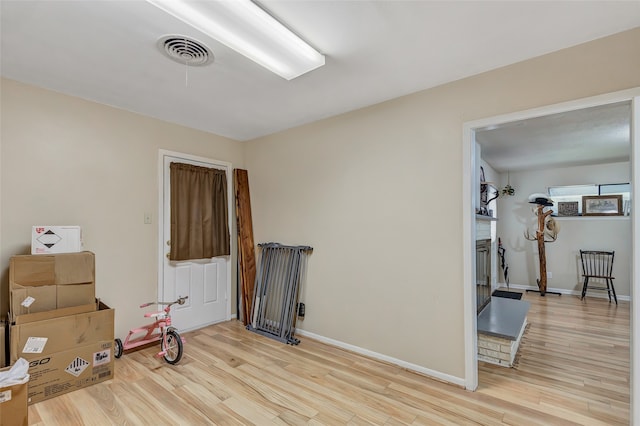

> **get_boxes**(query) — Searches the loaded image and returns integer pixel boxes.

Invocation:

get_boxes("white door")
[159,151,231,332]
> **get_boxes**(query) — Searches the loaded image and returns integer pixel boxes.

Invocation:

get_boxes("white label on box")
[0,390,11,403]
[93,349,111,367]
[21,296,36,308]
[23,337,48,354]
[65,357,89,377]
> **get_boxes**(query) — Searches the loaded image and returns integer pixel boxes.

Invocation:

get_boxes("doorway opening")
[462,89,639,421]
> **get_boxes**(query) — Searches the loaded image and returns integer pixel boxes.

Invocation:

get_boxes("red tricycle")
[114,296,187,364]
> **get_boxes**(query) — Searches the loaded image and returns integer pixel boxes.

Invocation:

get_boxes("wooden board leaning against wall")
[234,169,256,325]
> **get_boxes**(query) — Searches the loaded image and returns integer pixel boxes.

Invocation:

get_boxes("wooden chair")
[580,250,617,304]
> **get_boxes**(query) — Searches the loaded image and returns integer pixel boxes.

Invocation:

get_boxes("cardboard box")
[10,302,114,404]
[0,366,28,426]
[32,226,82,254]
[1,323,5,368]
[11,285,57,316]
[11,303,97,326]
[10,252,96,318]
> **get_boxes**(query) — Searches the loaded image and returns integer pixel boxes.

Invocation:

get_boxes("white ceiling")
[476,101,632,172]
[1,0,639,148]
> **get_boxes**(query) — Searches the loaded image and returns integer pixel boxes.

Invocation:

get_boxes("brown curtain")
[170,162,230,260]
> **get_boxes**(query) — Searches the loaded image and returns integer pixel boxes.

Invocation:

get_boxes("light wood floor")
[28,293,630,425]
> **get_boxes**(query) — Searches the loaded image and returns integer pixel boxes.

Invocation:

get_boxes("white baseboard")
[294,328,466,388]
[499,282,630,302]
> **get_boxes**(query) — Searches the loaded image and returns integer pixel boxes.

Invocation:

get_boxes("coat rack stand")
[526,204,561,297]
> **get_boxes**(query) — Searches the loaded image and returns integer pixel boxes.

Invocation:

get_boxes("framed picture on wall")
[582,195,623,216]
[558,201,579,216]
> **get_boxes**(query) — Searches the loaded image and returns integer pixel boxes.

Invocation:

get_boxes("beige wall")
[2,27,638,383]
[0,78,244,338]
[496,162,632,297]
[245,28,640,380]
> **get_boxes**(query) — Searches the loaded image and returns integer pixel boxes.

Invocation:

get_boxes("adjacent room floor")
[28,293,629,425]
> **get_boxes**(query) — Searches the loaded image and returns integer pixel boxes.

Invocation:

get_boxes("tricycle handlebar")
[139,296,188,309]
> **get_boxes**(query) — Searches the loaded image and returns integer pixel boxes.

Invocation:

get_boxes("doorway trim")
[462,88,640,421]
[157,149,233,326]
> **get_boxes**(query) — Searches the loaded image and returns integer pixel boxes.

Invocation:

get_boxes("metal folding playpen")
[247,242,313,344]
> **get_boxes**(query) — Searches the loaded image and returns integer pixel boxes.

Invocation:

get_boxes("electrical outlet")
[144,212,152,224]
[547,271,552,279]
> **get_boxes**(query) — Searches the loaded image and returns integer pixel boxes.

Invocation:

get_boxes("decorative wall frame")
[582,195,623,216]
[558,201,579,216]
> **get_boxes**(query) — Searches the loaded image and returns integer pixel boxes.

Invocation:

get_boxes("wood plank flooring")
[28,293,630,425]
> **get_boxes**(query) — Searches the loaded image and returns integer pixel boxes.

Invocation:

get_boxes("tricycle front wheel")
[114,338,123,359]
[162,330,183,364]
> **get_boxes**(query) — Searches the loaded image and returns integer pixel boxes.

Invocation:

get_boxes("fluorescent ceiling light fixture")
[146,0,325,80]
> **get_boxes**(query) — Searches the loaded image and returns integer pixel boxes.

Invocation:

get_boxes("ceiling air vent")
[157,35,213,66]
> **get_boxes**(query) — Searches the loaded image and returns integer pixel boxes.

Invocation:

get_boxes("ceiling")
[1,1,639,147]
[476,101,632,173]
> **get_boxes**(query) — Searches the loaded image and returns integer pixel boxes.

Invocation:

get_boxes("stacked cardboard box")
[10,252,96,318]
[1,323,5,368]
[8,252,114,404]
[0,364,28,426]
